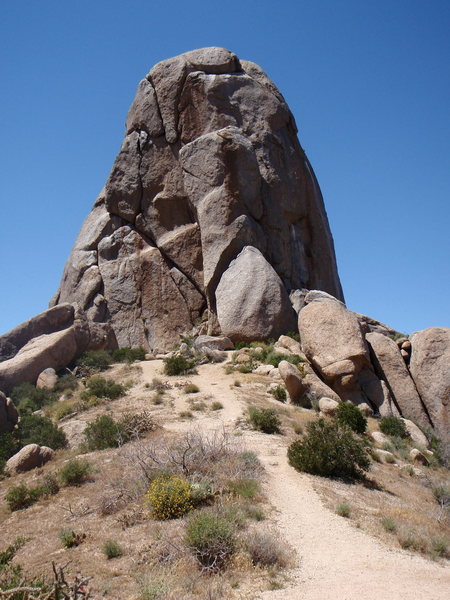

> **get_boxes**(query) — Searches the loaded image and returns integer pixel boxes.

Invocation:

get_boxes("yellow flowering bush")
[144,474,192,520]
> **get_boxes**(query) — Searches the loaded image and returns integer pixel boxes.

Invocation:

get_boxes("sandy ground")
[139,359,450,600]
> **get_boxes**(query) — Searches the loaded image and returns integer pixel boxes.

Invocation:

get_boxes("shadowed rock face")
[50,47,343,352]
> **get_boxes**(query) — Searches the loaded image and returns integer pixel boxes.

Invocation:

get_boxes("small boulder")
[318,397,339,416]
[36,367,58,390]
[409,448,429,466]
[5,444,54,475]
[253,364,274,375]
[370,431,390,447]
[0,392,19,433]
[194,335,234,352]
[357,402,374,417]
[401,419,429,448]
[376,449,396,464]
[274,335,304,357]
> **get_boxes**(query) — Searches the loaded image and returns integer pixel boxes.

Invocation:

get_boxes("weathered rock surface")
[0,304,75,362]
[402,418,429,448]
[193,335,234,353]
[0,314,89,394]
[278,359,340,407]
[36,367,58,390]
[0,391,18,433]
[49,47,343,352]
[215,247,297,342]
[366,332,430,430]
[409,327,450,450]
[318,397,339,416]
[5,444,54,475]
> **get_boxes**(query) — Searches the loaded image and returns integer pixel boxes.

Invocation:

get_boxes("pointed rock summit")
[50,47,343,352]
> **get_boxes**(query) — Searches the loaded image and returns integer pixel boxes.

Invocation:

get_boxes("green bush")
[59,529,85,548]
[269,385,287,402]
[0,537,26,566]
[335,402,367,434]
[111,347,146,363]
[54,373,79,393]
[102,539,123,559]
[228,477,260,499]
[82,376,125,400]
[76,350,112,373]
[185,510,235,571]
[59,458,92,486]
[144,474,192,520]
[17,414,67,450]
[83,415,125,450]
[36,474,60,497]
[379,416,410,439]
[163,355,196,376]
[287,418,371,480]
[5,484,40,511]
[10,383,56,412]
[336,502,352,518]
[184,383,199,394]
[248,407,281,434]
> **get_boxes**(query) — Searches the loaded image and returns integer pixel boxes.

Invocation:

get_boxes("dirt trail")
[140,361,450,600]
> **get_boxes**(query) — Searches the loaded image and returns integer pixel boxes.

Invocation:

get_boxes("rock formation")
[49,47,343,352]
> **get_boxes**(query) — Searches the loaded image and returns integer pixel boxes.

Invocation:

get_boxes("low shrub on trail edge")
[144,473,192,520]
[83,414,125,450]
[185,510,235,571]
[163,354,197,376]
[248,407,281,434]
[287,418,371,479]
[379,416,410,439]
[81,376,125,400]
[335,401,367,434]
[59,458,92,486]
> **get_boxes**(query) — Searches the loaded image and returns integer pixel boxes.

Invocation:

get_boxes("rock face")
[49,47,343,352]
[5,444,54,475]
[409,327,450,451]
[0,391,18,433]
[366,332,430,430]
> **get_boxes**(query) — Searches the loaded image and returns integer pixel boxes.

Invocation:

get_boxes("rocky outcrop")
[215,247,297,342]
[49,47,343,352]
[5,444,54,475]
[278,359,341,407]
[0,304,75,362]
[0,310,90,394]
[366,332,430,430]
[0,392,18,433]
[409,327,450,450]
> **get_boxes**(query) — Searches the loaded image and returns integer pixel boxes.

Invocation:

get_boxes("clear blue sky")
[1,0,448,336]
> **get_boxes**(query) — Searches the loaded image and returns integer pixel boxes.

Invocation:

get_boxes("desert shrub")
[59,458,92,486]
[111,346,146,363]
[269,385,287,402]
[5,484,40,511]
[184,383,199,394]
[248,407,281,434]
[244,530,288,567]
[83,414,125,450]
[54,373,79,393]
[0,537,26,566]
[379,416,409,439]
[190,401,207,412]
[244,505,265,521]
[236,362,254,374]
[335,402,367,434]
[211,401,223,411]
[381,517,397,532]
[431,537,449,558]
[335,502,351,518]
[287,418,371,479]
[82,376,125,400]
[151,391,165,405]
[185,510,235,571]
[76,350,112,373]
[36,474,60,497]
[163,355,196,376]
[228,477,260,499]
[144,473,192,520]
[102,539,123,559]
[17,414,67,449]
[432,483,450,507]
[0,432,20,474]
[10,383,56,412]
[119,411,156,440]
[179,411,194,419]
[293,423,303,435]
[59,529,85,548]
